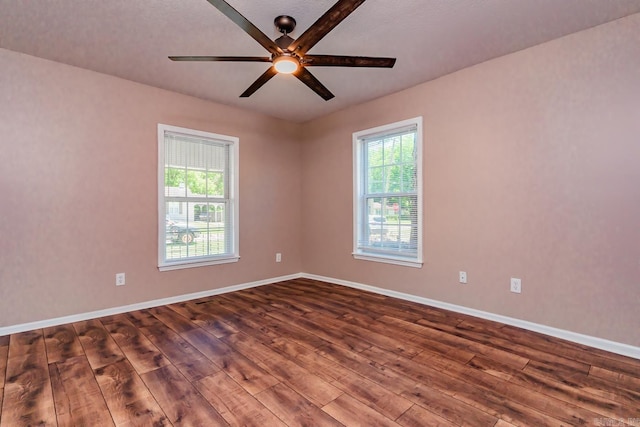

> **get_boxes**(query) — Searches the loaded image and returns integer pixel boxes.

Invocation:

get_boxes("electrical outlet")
[116,273,126,286]
[510,277,521,294]
[275,253,282,263]
[459,271,467,284]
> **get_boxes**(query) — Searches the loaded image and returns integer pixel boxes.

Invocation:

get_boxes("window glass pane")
[186,170,208,197]
[165,201,196,260]
[386,165,401,192]
[368,166,384,194]
[367,140,383,167]
[401,135,415,163]
[383,138,394,166]
[165,202,231,260]
[206,171,224,197]
[402,164,416,192]
[165,167,186,197]
[365,197,386,244]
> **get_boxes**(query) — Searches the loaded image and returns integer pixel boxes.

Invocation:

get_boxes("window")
[353,117,423,267]
[158,124,239,270]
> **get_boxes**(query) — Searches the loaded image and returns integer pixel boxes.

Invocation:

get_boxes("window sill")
[353,253,423,268]
[159,256,240,271]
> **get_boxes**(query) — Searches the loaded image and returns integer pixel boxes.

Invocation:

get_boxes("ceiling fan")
[169,0,396,101]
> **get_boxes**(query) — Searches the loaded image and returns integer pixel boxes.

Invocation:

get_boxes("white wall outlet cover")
[459,271,467,284]
[510,277,522,293]
[116,273,126,286]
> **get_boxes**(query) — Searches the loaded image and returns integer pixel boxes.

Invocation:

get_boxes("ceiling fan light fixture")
[169,0,395,100]
[273,54,299,74]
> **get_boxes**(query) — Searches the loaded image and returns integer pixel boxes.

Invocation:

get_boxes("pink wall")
[0,49,303,326]
[301,15,640,346]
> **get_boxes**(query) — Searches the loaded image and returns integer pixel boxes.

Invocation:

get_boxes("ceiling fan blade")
[169,56,271,62]
[287,0,366,56]
[240,66,278,98]
[303,55,396,68]
[205,0,282,56]
[293,68,335,101]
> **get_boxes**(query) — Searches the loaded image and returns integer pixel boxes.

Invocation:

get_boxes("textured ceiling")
[1,0,639,122]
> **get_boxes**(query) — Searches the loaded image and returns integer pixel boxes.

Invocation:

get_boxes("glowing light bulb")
[273,55,299,74]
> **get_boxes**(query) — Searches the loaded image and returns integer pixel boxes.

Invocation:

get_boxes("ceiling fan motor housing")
[274,15,296,34]
[275,34,295,51]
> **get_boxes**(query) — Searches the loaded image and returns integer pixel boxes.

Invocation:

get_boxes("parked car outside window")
[166,217,199,244]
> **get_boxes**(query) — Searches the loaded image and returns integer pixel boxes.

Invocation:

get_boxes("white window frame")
[158,124,239,271]
[352,117,423,267]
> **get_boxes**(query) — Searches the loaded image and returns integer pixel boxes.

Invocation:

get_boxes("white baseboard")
[3,271,638,360]
[0,273,302,337]
[301,273,640,360]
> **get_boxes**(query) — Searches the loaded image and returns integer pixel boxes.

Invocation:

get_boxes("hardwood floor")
[1,278,639,426]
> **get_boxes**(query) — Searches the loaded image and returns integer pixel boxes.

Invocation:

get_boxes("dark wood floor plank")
[101,314,170,374]
[394,346,604,426]
[440,319,592,375]
[0,336,8,412]
[252,309,332,351]
[73,319,125,370]
[239,287,315,317]
[126,309,218,382]
[267,309,373,353]
[254,383,344,427]
[173,352,220,383]
[314,342,498,426]
[222,331,343,407]
[247,288,322,316]
[195,371,287,427]
[281,279,452,325]
[377,315,476,363]
[141,364,228,426]
[236,286,347,319]
[307,310,424,358]
[589,365,640,394]
[43,324,83,364]
[276,281,428,323]
[411,317,531,369]
[469,353,640,420]
[466,354,517,381]
[270,336,413,421]
[317,342,425,396]
[525,363,640,416]
[216,292,276,315]
[48,355,114,427]
[512,366,640,420]
[366,346,568,426]
[402,383,499,426]
[180,328,279,395]
[94,359,169,426]
[193,300,276,348]
[167,301,239,338]
[395,404,459,427]
[1,330,57,427]
[322,393,400,426]
[148,305,197,334]
[497,323,640,377]
[2,278,639,426]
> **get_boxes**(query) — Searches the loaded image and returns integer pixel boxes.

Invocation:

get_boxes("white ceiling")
[2,0,639,122]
